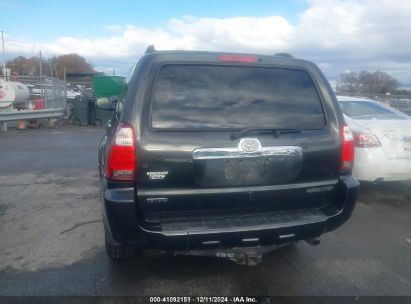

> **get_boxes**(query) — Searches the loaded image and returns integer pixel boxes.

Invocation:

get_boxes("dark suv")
[98,47,359,265]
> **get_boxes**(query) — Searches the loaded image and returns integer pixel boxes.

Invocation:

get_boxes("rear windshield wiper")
[230,128,301,140]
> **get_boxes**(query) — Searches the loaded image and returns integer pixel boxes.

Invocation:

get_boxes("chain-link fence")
[0,76,67,129]
[66,81,92,101]
[8,76,66,109]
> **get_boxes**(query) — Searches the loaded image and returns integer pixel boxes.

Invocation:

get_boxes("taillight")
[353,132,381,148]
[341,125,355,171]
[218,54,257,63]
[106,122,136,181]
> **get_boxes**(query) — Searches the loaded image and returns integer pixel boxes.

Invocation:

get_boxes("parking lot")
[0,126,411,296]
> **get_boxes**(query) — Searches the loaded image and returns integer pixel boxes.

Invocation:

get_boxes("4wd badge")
[147,171,168,180]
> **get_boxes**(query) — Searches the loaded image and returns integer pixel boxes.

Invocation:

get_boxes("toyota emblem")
[239,138,262,153]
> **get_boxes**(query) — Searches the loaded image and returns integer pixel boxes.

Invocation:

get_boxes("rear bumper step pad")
[159,209,327,235]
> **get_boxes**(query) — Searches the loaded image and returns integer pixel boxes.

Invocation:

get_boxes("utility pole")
[1,30,6,79]
[39,50,44,99]
[47,58,53,78]
[39,50,43,78]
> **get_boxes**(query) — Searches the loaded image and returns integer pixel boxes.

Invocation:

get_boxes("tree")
[51,54,97,80]
[5,56,50,77]
[336,70,399,95]
[336,71,361,94]
[394,89,411,95]
[3,53,97,81]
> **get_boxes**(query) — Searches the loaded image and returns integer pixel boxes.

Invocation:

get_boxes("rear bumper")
[353,148,411,182]
[101,176,359,251]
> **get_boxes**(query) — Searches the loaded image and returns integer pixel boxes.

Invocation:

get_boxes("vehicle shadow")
[358,180,411,207]
[102,244,302,295]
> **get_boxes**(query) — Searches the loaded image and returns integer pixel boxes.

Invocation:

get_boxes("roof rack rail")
[274,53,294,58]
[145,45,156,54]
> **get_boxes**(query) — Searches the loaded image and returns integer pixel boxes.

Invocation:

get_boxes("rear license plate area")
[224,158,270,182]
[194,156,302,187]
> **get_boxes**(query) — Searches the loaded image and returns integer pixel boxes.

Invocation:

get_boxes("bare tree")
[4,53,97,81]
[5,56,50,77]
[336,70,399,94]
[336,71,361,94]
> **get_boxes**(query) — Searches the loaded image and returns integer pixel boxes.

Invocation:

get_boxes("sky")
[1,0,411,87]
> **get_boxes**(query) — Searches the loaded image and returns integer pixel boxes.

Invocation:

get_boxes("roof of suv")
[123,47,339,125]
[141,49,315,68]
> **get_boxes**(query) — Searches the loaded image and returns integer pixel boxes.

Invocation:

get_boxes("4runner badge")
[239,138,262,153]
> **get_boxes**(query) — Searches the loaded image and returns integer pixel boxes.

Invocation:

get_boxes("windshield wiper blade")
[230,128,301,140]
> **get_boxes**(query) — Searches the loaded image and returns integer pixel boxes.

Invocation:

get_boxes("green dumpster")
[71,99,90,126]
[92,76,126,98]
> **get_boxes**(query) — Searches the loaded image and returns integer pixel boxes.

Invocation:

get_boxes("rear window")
[339,100,408,120]
[151,65,325,129]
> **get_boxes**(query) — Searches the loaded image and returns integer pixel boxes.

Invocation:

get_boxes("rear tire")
[104,227,141,260]
[105,240,139,260]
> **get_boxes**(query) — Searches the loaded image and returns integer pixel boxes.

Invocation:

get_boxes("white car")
[66,90,82,100]
[337,96,411,182]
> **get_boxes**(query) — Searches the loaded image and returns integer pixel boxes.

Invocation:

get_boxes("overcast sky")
[2,0,411,87]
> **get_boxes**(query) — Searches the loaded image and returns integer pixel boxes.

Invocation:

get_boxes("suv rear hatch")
[135,58,342,233]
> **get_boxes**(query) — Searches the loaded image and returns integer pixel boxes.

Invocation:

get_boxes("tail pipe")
[305,238,321,246]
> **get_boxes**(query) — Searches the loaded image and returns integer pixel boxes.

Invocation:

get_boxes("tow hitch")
[174,243,293,266]
[227,253,263,266]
